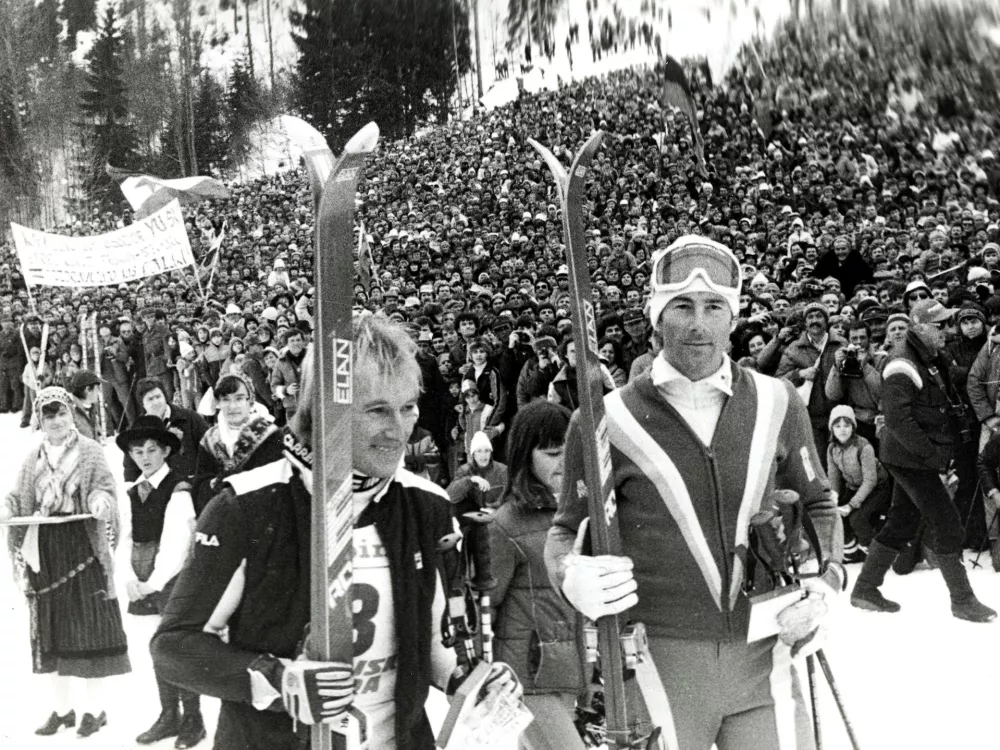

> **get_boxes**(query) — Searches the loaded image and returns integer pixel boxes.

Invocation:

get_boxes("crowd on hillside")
[2,6,1000,569]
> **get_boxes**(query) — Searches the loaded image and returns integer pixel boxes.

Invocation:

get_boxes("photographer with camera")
[516,333,561,408]
[851,298,997,622]
[777,301,847,465]
[825,320,886,447]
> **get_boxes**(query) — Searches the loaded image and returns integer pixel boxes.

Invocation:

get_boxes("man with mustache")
[777,301,847,466]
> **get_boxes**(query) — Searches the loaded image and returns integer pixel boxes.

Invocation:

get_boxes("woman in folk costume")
[189,373,283,515]
[2,386,130,739]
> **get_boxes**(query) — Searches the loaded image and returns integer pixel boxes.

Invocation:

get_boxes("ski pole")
[463,510,496,664]
[972,508,999,570]
[816,650,862,750]
[807,654,821,750]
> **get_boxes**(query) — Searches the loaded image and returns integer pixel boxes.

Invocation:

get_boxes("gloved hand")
[562,519,638,621]
[480,661,522,703]
[777,575,838,658]
[837,504,853,518]
[279,658,355,727]
[126,579,155,602]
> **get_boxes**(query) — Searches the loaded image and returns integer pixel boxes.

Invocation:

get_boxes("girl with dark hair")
[488,400,587,749]
[189,374,282,514]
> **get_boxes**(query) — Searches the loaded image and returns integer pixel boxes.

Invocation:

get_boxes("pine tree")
[194,72,229,173]
[79,4,138,210]
[291,0,471,149]
[226,54,260,165]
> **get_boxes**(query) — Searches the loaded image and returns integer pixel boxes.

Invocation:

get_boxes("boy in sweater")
[118,416,205,748]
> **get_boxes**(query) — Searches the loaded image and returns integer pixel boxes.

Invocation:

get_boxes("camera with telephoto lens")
[839,344,863,379]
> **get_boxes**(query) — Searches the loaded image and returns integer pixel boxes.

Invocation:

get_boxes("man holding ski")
[546,235,845,750]
[151,315,520,750]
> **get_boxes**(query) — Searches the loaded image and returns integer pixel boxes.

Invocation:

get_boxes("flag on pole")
[106,166,230,219]
[661,56,709,178]
[198,221,226,285]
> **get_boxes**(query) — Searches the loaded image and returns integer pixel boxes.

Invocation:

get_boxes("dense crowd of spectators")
[4,4,1000,563]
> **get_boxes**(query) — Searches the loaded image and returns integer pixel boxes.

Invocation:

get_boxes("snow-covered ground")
[0,408,997,749]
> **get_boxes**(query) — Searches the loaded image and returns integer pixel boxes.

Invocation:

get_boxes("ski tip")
[344,123,380,154]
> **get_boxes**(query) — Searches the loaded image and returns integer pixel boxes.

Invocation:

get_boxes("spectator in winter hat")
[777,299,846,464]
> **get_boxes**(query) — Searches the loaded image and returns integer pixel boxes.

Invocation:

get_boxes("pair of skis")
[528,133,678,750]
[304,120,380,750]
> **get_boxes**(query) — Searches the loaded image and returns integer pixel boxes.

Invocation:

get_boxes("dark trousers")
[844,480,892,546]
[156,674,200,716]
[876,464,965,555]
[0,365,23,412]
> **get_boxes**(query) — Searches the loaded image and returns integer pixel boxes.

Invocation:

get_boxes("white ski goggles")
[650,237,743,296]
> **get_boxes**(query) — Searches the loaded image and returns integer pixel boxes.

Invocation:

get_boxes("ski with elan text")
[528,132,679,750]
[308,121,380,750]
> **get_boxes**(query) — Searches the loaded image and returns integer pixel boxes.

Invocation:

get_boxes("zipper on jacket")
[704,446,732,634]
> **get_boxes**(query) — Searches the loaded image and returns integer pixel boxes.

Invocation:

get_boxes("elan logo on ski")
[333,338,352,404]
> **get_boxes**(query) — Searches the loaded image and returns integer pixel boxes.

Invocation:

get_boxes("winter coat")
[404,425,444,486]
[776,331,847,425]
[446,459,508,516]
[270,348,305,413]
[490,497,586,695]
[516,358,558,407]
[242,352,274,410]
[824,350,885,426]
[548,366,579,410]
[881,331,962,471]
[144,320,173,378]
[471,363,507,427]
[189,417,283,515]
[966,326,1000,424]
[811,248,874,298]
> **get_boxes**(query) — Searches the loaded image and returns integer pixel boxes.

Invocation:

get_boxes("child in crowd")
[828,405,891,563]
[118,416,205,748]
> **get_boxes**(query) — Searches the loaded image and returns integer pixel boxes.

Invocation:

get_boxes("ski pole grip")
[436,532,466,595]
[750,510,788,578]
[462,511,496,591]
[772,490,804,570]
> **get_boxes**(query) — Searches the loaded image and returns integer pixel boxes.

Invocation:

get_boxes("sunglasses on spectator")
[908,292,931,301]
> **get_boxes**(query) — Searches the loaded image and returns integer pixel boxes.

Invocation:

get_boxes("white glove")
[280,658,354,727]
[561,518,638,621]
[776,575,838,658]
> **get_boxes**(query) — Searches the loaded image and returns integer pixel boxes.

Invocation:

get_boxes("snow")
[0,409,997,748]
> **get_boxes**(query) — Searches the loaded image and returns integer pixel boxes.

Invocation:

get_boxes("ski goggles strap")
[652,240,741,292]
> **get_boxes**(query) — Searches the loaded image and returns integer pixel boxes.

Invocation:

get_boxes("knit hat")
[179,340,195,358]
[803,301,829,322]
[968,266,991,284]
[33,386,74,415]
[829,404,857,431]
[886,312,910,327]
[469,431,493,455]
[957,304,987,325]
